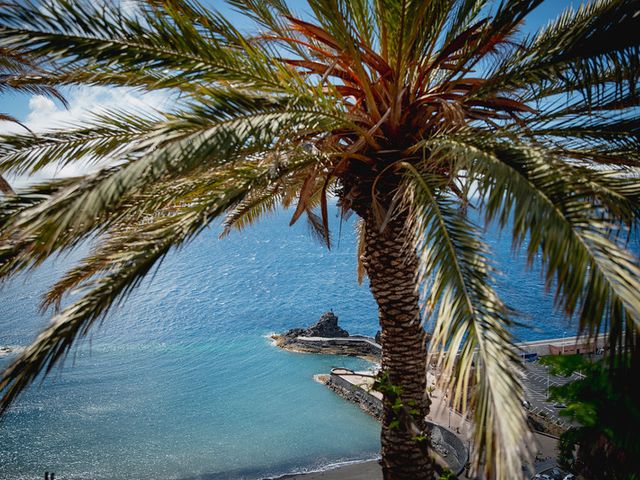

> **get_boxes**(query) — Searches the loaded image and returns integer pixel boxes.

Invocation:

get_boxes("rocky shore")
[271,312,381,362]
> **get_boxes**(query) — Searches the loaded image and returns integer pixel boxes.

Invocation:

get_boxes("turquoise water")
[1,206,636,479]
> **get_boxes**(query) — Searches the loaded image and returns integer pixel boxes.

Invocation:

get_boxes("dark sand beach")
[279,460,382,479]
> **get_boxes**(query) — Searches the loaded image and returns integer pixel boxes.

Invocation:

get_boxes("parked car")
[552,402,567,409]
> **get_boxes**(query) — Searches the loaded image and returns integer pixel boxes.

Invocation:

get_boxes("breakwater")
[275,335,381,361]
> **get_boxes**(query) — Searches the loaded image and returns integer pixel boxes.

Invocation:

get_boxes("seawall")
[321,368,468,476]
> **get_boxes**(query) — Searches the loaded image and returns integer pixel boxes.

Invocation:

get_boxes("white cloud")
[0,86,173,189]
[120,0,141,17]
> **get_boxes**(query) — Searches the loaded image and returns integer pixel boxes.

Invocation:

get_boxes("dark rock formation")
[277,311,349,347]
[305,311,349,338]
[276,328,306,346]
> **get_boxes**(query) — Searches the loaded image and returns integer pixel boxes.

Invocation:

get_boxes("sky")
[0,0,583,185]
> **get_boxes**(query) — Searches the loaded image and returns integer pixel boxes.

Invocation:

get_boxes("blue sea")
[1,205,637,480]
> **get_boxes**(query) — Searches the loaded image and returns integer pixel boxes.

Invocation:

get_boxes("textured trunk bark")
[362,211,432,480]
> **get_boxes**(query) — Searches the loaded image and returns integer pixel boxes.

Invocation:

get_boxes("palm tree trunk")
[363,211,432,480]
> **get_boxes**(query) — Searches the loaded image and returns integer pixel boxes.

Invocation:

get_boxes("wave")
[263,332,279,346]
[264,455,381,480]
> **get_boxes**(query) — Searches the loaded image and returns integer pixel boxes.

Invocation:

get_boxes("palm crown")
[0,1,639,479]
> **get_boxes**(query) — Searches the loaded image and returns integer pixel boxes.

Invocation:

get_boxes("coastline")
[268,459,381,480]
[268,331,588,480]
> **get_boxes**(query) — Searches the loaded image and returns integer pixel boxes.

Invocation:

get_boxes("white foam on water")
[265,455,381,479]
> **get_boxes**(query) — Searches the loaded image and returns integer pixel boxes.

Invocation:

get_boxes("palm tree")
[0,46,66,194]
[0,1,638,478]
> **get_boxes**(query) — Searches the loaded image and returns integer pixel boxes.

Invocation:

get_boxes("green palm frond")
[0,0,296,92]
[40,150,316,310]
[220,152,319,237]
[0,110,163,175]
[0,104,339,280]
[480,0,639,105]
[1,40,67,192]
[0,86,340,176]
[0,45,67,105]
[532,117,639,146]
[220,186,284,237]
[0,202,230,416]
[403,163,531,478]
[438,136,640,348]
[528,116,640,167]
[0,148,325,413]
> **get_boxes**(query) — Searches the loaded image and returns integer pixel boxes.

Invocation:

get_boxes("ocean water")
[0,205,637,479]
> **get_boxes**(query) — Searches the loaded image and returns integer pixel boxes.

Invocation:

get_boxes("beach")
[279,460,381,479]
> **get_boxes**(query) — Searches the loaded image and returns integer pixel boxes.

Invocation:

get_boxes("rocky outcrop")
[306,311,349,337]
[271,311,381,361]
[275,328,307,347]
[276,312,349,347]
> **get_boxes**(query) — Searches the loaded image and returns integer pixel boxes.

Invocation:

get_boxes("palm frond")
[0,104,341,281]
[0,44,67,106]
[481,0,639,106]
[220,151,319,237]
[0,0,295,92]
[438,136,640,355]
[403,163,532,479]
[0,195,233,415]
[221,186,283,237]
[40,151,315,310]
[0,148,326,412]
[0,110,162,175]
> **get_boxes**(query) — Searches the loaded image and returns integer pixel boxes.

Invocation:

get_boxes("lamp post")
[546,365,550,399]
[562,330,567,355]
